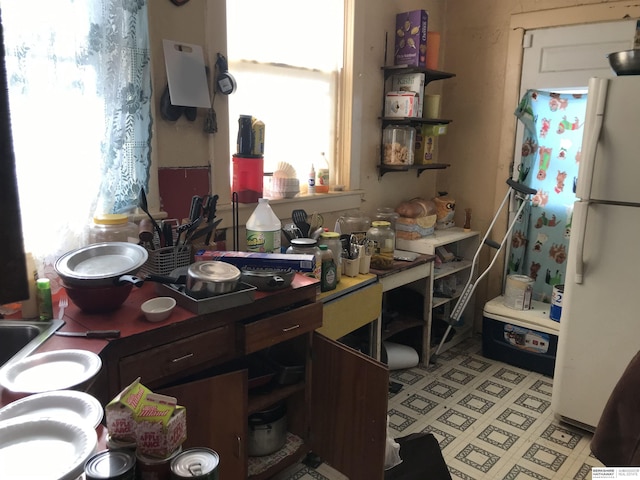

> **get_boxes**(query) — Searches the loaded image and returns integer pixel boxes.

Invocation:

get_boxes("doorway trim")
[489,1,640,296]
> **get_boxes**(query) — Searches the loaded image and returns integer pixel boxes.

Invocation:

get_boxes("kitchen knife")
[55,330,121,339]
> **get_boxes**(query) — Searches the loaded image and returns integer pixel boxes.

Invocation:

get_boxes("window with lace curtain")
[226,0,344,189]
[2,0,152,282]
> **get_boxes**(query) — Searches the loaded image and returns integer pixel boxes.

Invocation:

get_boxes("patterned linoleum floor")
[276,334,604,479]
[386,334,604,480]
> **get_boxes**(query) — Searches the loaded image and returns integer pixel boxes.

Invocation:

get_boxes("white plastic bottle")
[246,198,282,253]
[308,164,316,195]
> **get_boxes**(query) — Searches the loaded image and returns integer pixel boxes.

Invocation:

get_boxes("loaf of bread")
[395,197,436,218]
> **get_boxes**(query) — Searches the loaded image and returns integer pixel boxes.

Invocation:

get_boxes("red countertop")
[0,274,319,407]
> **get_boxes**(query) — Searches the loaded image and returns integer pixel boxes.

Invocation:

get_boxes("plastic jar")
[286,238,322,279]
[319,231,342,282]
[88,214,138,244]
[319,245,337,292]
[383,125,415,165]
[367,221,395,270]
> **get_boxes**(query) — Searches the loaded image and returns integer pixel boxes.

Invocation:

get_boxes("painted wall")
[146,0,637,325]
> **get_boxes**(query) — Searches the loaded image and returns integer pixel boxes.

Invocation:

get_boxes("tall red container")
[232,154,264,203]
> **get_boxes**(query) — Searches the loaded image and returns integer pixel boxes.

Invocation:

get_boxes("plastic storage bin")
[482,296,560,377]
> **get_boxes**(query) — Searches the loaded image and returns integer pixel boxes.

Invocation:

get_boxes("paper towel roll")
[383,341,419,370]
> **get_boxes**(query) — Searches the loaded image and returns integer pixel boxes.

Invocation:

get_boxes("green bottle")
[36,278,53,321]
[319,245,337,292]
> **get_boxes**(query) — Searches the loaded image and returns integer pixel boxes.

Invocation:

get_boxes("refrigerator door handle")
[576,77,608,200]
[573,201,588,284]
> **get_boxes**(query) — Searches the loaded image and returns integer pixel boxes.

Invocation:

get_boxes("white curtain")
[2,0,152,286]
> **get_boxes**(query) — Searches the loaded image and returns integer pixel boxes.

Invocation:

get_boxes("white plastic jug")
[246,198,281,253]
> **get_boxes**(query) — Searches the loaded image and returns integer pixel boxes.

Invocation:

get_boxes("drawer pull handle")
[282,324,300,332]
[172,353,194,363]
[236,435,242,458]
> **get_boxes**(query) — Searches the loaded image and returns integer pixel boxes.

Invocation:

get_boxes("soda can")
[251,118,265,156]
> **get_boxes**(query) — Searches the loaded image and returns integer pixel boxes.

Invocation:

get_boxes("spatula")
[292,209,310,237]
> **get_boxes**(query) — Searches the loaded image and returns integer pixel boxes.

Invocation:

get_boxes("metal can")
[251,118,265,156]
[237,114,253,156]
[85,449,136,480]
[170,448,219,480]
[550,284,564,322]
[137,446,182,480]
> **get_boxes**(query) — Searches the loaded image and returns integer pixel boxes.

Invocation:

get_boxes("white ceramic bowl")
[141,296,176,322]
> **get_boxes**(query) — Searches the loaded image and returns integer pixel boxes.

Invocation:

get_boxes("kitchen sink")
[0,318,64,368]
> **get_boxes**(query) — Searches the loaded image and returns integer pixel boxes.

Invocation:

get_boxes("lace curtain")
[2,0,151,284]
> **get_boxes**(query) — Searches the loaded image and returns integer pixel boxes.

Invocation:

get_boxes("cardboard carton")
[394,10,429,67]
[391,73,425,117]
[385,91,419,118]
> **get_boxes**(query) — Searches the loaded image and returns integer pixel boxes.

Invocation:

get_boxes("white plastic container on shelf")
[246,198,281,253]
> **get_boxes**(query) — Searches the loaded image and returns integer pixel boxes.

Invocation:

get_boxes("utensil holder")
[139,245,191,277]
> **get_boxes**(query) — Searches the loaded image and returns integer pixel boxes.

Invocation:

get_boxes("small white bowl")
[141,296,176,322]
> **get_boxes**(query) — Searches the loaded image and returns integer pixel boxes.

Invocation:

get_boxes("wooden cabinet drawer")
[119,325,235,387]
[241,302,322,354]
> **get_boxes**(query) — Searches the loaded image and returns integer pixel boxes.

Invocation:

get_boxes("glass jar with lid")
[286,237,322,279]
[375,207,399,230]
[367,220,395,270]
[383,125,415,166]
[319,231,342,282]
[88,213,138,244]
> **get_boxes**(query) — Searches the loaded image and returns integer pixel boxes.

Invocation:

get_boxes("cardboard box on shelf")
[391,73,425,117]
[414,124,447,164]
[385,91,419,118]
[394,10,429,67]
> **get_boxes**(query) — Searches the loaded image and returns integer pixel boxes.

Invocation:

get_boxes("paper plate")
[0,390,103,429]
[0,349,102,394]
[0,417,97,480]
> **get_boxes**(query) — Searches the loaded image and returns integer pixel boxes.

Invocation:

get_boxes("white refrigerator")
[552,76,640,431]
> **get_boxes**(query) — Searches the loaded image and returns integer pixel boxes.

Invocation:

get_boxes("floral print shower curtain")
[509,90,587,302]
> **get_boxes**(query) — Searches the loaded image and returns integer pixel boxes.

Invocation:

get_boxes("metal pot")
[186,261,241,298]
[247,402,287,456]
[240,268,294,291]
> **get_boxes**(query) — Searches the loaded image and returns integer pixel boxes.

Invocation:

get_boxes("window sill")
[220,190,365,229]
[130,190,364,231]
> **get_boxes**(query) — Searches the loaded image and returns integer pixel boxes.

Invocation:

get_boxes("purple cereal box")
[394,10,428,67]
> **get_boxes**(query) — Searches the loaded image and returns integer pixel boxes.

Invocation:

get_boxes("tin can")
[85,449,136,480]
[106,434,137,451]
[237,114,254,156]
[137,446,182,480]
[251,118,265,156]
[503,274,533,310]
[550,284,564,322]
[170,448,219,480]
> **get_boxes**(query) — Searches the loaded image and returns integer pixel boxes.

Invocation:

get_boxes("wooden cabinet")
[396,227,480,359]
[99,282,388,480]
[378,65,455,178]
